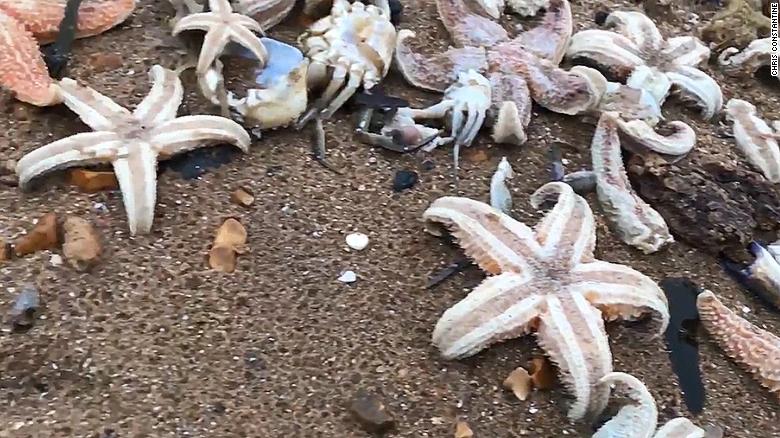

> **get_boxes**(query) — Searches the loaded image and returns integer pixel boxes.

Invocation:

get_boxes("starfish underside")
[0,0,136,105]
[15,64,251,235]
[423,181,670,421]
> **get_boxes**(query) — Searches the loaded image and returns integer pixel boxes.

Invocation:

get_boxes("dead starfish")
[171,0,267,104]
[15,64,251,235]
[0,0,136,106]
[697,290,780,401]
[566,10,723,119]
[423,181,669,421]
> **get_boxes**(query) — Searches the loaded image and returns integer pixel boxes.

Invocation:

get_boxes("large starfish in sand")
[697,290,780,401]
[15,64,251,235]
[394,0,658,149]
[423,182,669,421]
[0,0,136,106]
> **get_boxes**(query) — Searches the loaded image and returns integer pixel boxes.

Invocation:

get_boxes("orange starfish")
[0,0,136,106]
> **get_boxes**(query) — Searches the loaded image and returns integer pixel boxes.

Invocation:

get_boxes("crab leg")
[321,64,365,119]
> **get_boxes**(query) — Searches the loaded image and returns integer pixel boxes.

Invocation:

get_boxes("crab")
[297,0,397,124]
[394,0,657,148]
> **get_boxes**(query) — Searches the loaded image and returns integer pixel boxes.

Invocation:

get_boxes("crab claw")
[356,107,447,152]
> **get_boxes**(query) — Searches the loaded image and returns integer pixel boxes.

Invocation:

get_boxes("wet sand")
[1,0,779,436]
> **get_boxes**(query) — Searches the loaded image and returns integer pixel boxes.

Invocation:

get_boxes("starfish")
[15,64,251,235]
[697,290,780,401]
[423,181,670,421]
[593,372,713,438]
[0,0,136,106]
[565,10,723,119]
[171,0,267,104]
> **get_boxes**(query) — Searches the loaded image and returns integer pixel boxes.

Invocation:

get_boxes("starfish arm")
[432,273,544,359]
[571,66,662,123]
[665,66,723,119]
[394,30,488,93]
[536,294,613,421]
[718,38,772,75]
[132,65,184,126]
[423,196,542,275]
[488,72,532,145]
[492,43,595,115]
[664,36,710,68]
[653,418,706,438]
[0,10,60,106]
[231,13,266,35]
[565,29,644,80]
[171,13,223,34]
[151,115,251,157]
[725,98,780,183]
[697,291,780,400]
[227,21,268,65]
[592,372,658,438]
[626,65,673,109]
[194,26,232,74]
[515,0,572,65]
[529,182,596,265]
[58,77,132,131]
[208,0,233,14]
[15,132,123,189]
[604,10,664,52]
[436,0,508,47]
[112,143,158,235]
[0,0,136,45]
[569,260,669,334]
[615,118,696,156]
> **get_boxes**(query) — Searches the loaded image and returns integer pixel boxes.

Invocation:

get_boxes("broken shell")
[338,270,357,283]
[226,38,310,130]
[454,420,474,438]
[68,169,119,193]
[14,212,59,257]
[490,157,514,215]
[503,366,532,401]
[346,232,369,251]
[208,218,248,273]
[231,187,255,207]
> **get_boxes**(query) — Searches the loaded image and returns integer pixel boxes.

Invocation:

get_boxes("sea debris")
[15,65,250,235]
[298,0,397,123]
[490,157,514,215]
[697,290,780,401]
[338,270,357,283]
[172,0,268,108]
[7,284,40,331]
[660,277,705,415]
[231,187,255,207]
[721,242,780,310]
[349,388,396,433]
[423,182,669,420]
[700,0,770,51]
[224,38,310,130]
[503,366,533,401]
[454,420,474,438]
[724,98,780,183]
[566,10,723,118]
[718,38,774,78]
[0,0,136,106]
[592,372,708,437]
[41,0,83,78]
[591,112,674,254]
[62,216,102,272]
[346,232,369,251]
[392,170,418,192]
[68,169,119,193]
[208,218,248,272]
[14,212,59,257]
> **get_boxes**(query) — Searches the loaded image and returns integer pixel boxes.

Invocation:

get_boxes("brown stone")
[349,389,395,433]
[208,218,248,273]
[230,188,255,207]
[88,52,124,73]
[68,169,119,193]
[14,213,59,257]
[62,216,103,271]
[464,148,489,164]
[528,357,556,390]
[0,241,10,263]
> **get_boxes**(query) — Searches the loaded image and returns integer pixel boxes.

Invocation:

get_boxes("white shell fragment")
[591,112,674,253]
[725,98,780,183]
[346,232,369,250]
[338,270,357,283]
[490,157,515,215]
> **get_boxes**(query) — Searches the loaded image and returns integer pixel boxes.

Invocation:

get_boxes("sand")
[1,0,779,437]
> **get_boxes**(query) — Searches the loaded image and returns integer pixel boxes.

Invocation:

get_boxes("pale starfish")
[565,10,723,119]
[0,0,136,106]
[423,181,670,421]
[15,64,251,235]
[593,372,714,438]
[171,0,267,104]
[697,290,780,401]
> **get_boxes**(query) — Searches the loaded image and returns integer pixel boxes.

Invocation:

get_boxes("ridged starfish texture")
[423,181,670,421]
[697,290,780,400]
[0,0,136,106]
[15,64,251,235]
[566,10,723,119]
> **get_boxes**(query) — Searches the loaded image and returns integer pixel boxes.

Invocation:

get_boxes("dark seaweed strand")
[42,0,84,78]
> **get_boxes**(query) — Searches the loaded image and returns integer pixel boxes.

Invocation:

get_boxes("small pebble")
[49,254,63,266]
[9,284,40,331]
[346,233,369,251]
[338,270,357,283]
[393,170,418,192]
[349,388,395,433]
